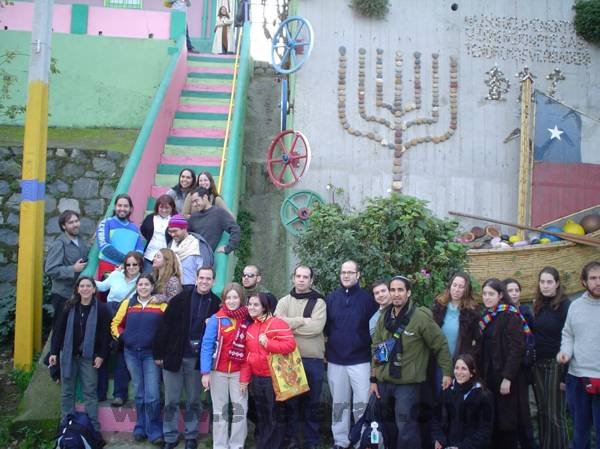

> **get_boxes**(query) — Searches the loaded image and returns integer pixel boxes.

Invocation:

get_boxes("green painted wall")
[0,31,171,128]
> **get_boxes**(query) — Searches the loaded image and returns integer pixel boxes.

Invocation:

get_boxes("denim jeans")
[566,373,600,449]
[378,381,421,449]
[124,348,162,441]
[284,358,324,447]
[249,375,284,449]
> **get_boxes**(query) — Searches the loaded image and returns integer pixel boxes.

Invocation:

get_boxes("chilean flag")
[530,91,600,226]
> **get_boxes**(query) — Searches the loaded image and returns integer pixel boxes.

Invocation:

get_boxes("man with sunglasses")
[241,265,268,303]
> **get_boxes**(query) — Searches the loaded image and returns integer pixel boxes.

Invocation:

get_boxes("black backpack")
[55,412,104,449]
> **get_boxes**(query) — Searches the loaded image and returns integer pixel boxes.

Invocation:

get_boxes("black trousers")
[249,375,284,449]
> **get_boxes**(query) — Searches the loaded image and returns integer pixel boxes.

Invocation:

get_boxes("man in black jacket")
[153,266,221,449]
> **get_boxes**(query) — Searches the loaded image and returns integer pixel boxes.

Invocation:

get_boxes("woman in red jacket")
[240,292,296,449]
[200,282,250,449]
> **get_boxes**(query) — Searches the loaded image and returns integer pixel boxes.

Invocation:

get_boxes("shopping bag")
[268,347,310,401]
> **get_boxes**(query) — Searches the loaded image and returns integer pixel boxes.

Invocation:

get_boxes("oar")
[448,211,600,248]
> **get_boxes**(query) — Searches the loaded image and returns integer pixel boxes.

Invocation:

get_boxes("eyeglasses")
[341,271,357,276]
[126,263,139,267]
[242,273,257,278]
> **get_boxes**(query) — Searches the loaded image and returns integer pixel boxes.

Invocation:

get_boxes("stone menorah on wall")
[337,47,458,192]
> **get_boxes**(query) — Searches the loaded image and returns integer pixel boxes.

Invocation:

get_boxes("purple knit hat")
[168,214,188,229]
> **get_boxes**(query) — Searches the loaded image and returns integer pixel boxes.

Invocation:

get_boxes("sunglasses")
[125,263,139,267]
[242,273,256,278]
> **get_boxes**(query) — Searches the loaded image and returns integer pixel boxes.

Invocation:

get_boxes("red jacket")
[240,315,296,383]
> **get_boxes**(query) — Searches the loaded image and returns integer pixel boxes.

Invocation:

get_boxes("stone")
[6,193,21,211]
[72,179,99,199]
[58,198,80,214]
[62,163,84,177]
[0,252,6,264]
[47,180,69,195]
[71,149,81,158]
[45,216,61,234]
[55,148,67,157]
[0,180,9,195]
[0,228,18,246]
[0,147,12,158]
[0,265,17,282]
[0,159,21,177]
[79,217,97,235]
[84,171,98,178]
[92,158,116,175]
[106,151,123,161]
[100,183,115,199]
[46,159,56,175]
[83,199,105,216]
[7,213,19,226]
[0,284,13,299]
[44,196,57,213]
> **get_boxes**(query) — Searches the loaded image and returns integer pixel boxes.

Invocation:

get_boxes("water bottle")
[370,421,380,446]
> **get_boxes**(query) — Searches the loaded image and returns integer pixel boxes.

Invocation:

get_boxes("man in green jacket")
[370,275,452,449]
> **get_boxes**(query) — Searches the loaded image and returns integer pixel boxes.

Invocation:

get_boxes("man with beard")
[96,193,144,277]
[370,276,452,449]
[275,265,326,449]
[154,266,221,449]
[558,260,600,449]
[325,260,378,449]
[45,210,90,333]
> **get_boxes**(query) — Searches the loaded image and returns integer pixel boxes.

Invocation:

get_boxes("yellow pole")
[14,0,54,370]
[516,74,533,241]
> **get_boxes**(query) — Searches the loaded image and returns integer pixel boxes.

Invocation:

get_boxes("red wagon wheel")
[266,130,311,188]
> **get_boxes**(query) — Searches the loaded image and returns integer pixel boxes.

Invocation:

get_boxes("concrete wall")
[0,30,171,128]
[292,0,600,227]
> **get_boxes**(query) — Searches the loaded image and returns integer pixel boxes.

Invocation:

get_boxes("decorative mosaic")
[337,47,458,192]
[546,68,566,98]
[484,64,510,101]
[516,66,536,103]
[464,15,591,66]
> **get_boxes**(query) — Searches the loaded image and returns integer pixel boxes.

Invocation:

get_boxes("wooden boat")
[465,205,600,300]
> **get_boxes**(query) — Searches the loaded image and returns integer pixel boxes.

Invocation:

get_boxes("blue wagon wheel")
[271,16,314,74]
[280,77,288,131]
[280,190,323,235]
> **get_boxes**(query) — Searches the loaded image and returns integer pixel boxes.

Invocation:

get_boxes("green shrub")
[295,194,467,306]
[233,210,255,282]
[574,0,600,44]
[350,0,390,18]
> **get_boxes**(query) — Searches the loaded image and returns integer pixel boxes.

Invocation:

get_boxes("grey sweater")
[187,206,240,253]
[560,292,600,378]
[44,234,89,299]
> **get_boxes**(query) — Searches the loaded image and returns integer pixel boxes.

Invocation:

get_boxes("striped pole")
[14,0,54,370]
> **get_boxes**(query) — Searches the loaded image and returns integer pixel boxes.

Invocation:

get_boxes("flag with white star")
[533,91,581,163]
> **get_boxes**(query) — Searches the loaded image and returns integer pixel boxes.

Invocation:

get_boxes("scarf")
[479,303,533,338]
[289,288,322,301]
[171,234,200,260]
[61,299,97,378]
[383,302,416,378]
[224,305,250,361]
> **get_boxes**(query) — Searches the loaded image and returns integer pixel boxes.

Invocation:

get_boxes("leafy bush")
[350,0,390,19]
[574,0,600,44]
[233,210,255,281]
[295,194,467,306]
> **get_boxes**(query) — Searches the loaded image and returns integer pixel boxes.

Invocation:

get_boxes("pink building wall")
[0,3,71,33]
[87,6,170,39]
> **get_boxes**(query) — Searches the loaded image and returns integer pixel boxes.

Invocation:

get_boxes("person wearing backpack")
[530,267,570,449]
[49,276,111,434]
[370,275,453,449]
[478,278,528,449]
[275,265,327,449]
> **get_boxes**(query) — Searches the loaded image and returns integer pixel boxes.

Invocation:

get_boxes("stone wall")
[0,146,129,298]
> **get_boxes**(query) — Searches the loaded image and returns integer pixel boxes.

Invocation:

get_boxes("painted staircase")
[148,53,236,212]
[97,53,236,440]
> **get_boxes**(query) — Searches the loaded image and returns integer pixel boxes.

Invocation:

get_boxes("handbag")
[583,377,600,395]
[268,346,310,401]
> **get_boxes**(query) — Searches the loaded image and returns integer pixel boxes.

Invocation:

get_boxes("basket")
[466,205,600,300]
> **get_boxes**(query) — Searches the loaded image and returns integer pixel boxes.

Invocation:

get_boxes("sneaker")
[110,397,125,407]
[133,433,146,442]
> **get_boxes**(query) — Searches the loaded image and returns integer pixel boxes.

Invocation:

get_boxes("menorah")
[337,47,458,192]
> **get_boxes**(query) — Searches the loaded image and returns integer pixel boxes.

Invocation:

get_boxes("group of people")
[44,183,600,449]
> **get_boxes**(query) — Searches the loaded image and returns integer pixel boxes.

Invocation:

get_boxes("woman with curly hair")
[166,168,196,213]
[151,248,182,303]
[182,170,231,217]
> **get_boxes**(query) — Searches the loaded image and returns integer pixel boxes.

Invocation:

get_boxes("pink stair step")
[192,53,235,59]
[170,128,226,138]
[79,404,210,433]
[184,84,232,93]
[151,185,170,197]
[187,66,234,74]
[178,104,230,114]
[160,155,222,166]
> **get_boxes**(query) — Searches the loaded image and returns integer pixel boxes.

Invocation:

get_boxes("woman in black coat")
[432,353,493,449]
[479,278,527,449]
[140,194,175,272]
